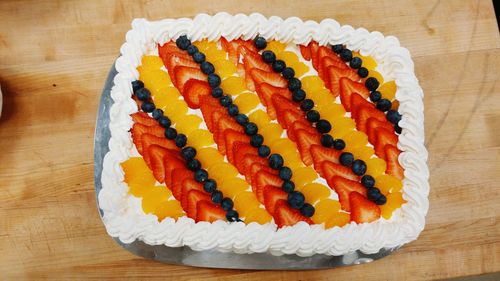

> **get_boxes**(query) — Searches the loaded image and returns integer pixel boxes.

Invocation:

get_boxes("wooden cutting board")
[0,0,499,280]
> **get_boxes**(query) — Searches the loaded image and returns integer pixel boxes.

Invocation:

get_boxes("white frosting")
[98,13,429,257]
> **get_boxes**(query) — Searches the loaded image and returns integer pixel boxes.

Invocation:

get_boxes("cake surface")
[98,13,429,257]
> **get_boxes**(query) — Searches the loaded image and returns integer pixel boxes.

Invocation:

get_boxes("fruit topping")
[329,177,366,212]
[349,191,381,223]
[274,200,312,228]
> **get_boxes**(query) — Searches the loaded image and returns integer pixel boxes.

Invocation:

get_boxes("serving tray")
[93,62,401,269]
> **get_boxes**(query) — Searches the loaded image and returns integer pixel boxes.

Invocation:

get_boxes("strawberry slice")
[158,42,181,59]
[374,128,398,159]
[318,56,349,84]
[366,117,395,144]
[248,162,278,186]
[310,145,341,172]
[254,83,290,120]
[274,199,313,228]
[164,53,197,73]
[171,168,194,200]
[385,145,404,180]
[163,157,186,187]
[214,114,244,155]
[327,66,359,98]
[141,134,179,167]
[288,120,315,142]
[131,112,157,126]
[180,178,204,209]
[271,94,302,128]
[131,123,164,154]
[329,176,367,211]
[199,95,224,132]
[299,44,311,60]
[221,37,240,65]
[235,39,258,53]
[172,66,207,92]
[263,185,288,215]
[186,189,211,219]
[232,142,260,173]
[322,161,360,182]
[309,41,320,70]
[295,129,322,166]
[242,46,273,72]
[147,144,172,183]
[349,191,381,223]
[355,104,387,133]
[340,78,369,111]
[224,129,250,163]
[238,153,266,180]
[182,79,211,109]
[350,92,373,120]
[249,68,287,88]
[253,170,283,203]
[196,200,226,222]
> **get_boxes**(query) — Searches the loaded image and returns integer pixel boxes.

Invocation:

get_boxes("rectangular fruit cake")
[98,13,429,257]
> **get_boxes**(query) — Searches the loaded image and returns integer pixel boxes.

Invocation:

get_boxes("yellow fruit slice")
[277,51,299,63]
[308,89,333,110]
[283,152,303,170]
[380,192,406,219]
[318,103,346,122]
[301,183,331,204]
[204,48,227,62]
[153,200,185,221]
[221,76,248,96]
[209,162,239,181]
[259,123,283,143]
[139,69,172,93]
[379,80,397,101]
[233,92,260,114]
[269,138,297,156]
[193,39,218,51]
[289,61,310,78]
[331,117,356,138]
[292,167,318,187]
[365,158,387,178]
[249,110,271,127]
[347,145,375,162]
[368,70,384,84]
[233,192,261,217]
[141,187,173,214]
[266,41,286,55]
[213,59,238,79]
[187,129,215,148]
[163,100,188,120]
[197,147,225,169]
[174,115,203,135]
[152,87,181,109]
[301,76,325,93]
[343,131,369,150]
[353,52,377,71]
[220,178,249,199]
[121,158,157,196]
[376,174,403,194]
[311,199,341,224]
[245,207,273,224]
[324,212,351,229]
[141,55,164,70]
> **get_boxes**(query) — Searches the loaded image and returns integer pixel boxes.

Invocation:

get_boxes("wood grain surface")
[1,0,499,280]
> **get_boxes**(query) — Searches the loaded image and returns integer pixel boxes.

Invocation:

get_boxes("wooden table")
[1,0,499,280]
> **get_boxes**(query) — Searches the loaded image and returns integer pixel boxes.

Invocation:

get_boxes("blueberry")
[186,44,198,55]
[211,87,223,98]
[244,122,258,136]
[250,134,264,147]
[254,36,267,50]
[219,95,232,107]
[367,187,382,201]
[131,80,144,93]
[187,159,201,171]
[333,139,345,150]
[192,52,206,63]
[235,114,249,125]
[227,104,239,116]
[386,110,402,124]
[339,49,353,62]
[375,194,387,205]
[268,153,284,170]
[365,77,380,91]
[331,44,343,54]
[316,119,332,134]
[136,88,151,101]
[258,145,271,157]
[361,175,375,188]
[141,102,155,113]
[181,146,197,160]
[339,152,354,166]
[300,99,314,111]
[152,108,164,120]
[394,123,402,134]
[175,133,187,148]
[321,134,334,147]
[288,191,305,209]
[300,203,315,217]
[288,78,302,91]
[164,127,177,140]
[369,91,382,102]
[261,50,276,63]
[357,67,369,78]
[203,179,217,193]
[226,209,239,222]
[208,73,221,88]
[221,197,234,211]
[279,166,292,180]
[292,89,306,102]
[176,35,191,50]
[376,99,392,112]
[211,190,223,204]
[195,169,208,182]
[272,60,286,72]
[282,67,295,79]
[159,116,171,128]
[350,57,362,69]
[351,159,367,176]
[200,61,215,75]
[306,110,320,122]
[282,180,295,193]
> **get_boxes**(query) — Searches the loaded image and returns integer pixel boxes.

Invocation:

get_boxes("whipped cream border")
[98,13,429,257]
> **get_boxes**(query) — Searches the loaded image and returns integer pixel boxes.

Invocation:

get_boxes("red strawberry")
[141,133,179,166]
[163,157,186,187]
[271,94,302,127]
[248,162,278,186]
[295,129,322,166]
[238,153,266,180]
[131,123,164,154]
[322,161,360,182]
[131,112,157,126]
[350,92,373,120]
[274,199,313,228]
[299,44,311,60]
[374,128,398,159]
[147,144,171,183]
[158,42,181,59]
[310,144,341,172]
[263,185,288,215]
[232,142,260,173]
[235,39,258,53]
[214,114,244,155]
[254,83,290,120]
[164,53,197,73]
[253,170,283,203]
[224,129,249,163]
[182,79,211,109]
[196,200,226,222]
[172,66,207,92]
[180,178,204,209]
[199,95,224,131]
[327,66,359,97]
[221,37,239,65]
[385,145,404,180]
[366,117,394,144]
[249,68,287,88]
[329,176,367,211]
[171,168,194,200]
[309,41,320,70]
[288,120,315,142]
[349,191,381,223]
[340,77,368,111]
[318,56,348,84]
[355,104,387,133]
[242,46,272,72]
[186,189,211,219]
